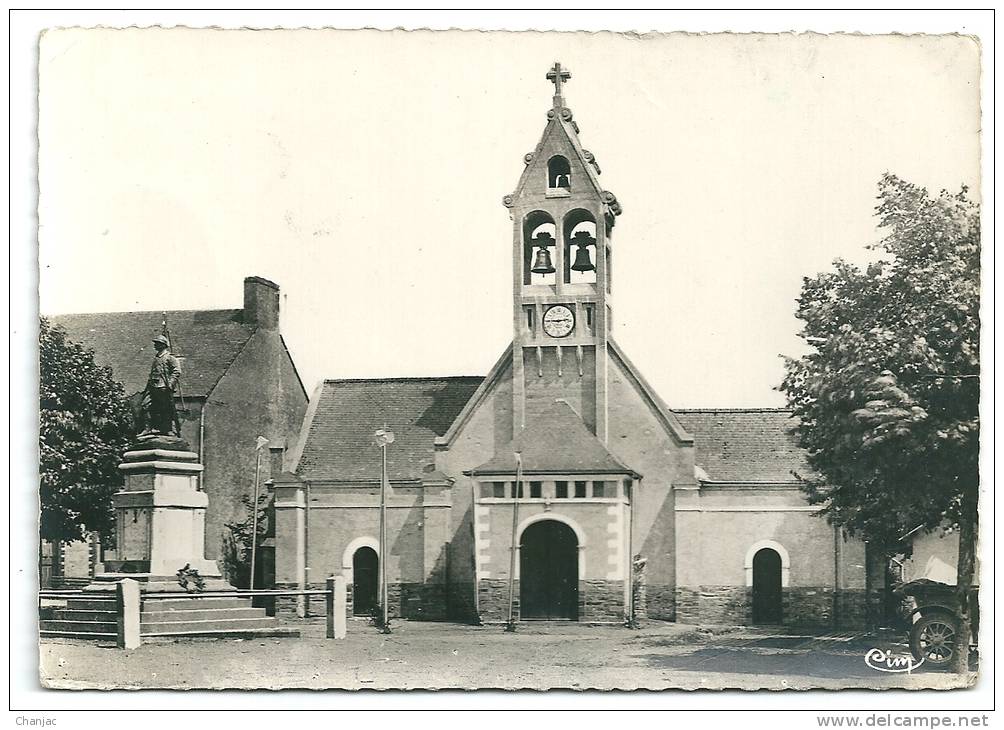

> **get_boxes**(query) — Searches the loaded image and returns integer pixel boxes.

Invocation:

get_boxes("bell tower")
[502,62,623,442]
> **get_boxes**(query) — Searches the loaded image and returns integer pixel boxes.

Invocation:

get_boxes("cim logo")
[864,647,924,673]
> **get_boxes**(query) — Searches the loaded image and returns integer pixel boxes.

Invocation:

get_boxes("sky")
[37,29,981,407]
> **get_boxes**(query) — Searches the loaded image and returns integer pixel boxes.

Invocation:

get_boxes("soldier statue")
[139,334,182,437]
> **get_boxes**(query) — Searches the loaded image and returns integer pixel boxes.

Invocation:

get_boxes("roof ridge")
[48,307,244,317]
[674,407,794,413]
[323,375,485,384]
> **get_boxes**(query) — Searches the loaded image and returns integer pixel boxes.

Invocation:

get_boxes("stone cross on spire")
[546,61,571,105]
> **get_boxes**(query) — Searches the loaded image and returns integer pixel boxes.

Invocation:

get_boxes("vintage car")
[895,578,979,669]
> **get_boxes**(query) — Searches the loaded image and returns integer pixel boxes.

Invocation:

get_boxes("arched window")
[547,156,571,190]
[523,210,557,286]
[562,209,597,284]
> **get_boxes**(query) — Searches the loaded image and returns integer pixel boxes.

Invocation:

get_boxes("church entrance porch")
[471,478,634,625]
[520,520,579,620]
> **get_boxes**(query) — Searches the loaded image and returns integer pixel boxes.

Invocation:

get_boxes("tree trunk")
[950,487,978,674]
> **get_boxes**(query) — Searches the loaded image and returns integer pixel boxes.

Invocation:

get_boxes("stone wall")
[675,586,749,625]
[579,579,625,622]
[702,585,750,625]
[477,578,516,623]
[647,584,676,621]
[449,581,477,623]
[475,578,626,623]
[785,587,834,627]
[674,585,868,629]
[674,586,699,624]
[275,580,447,620]
[836,589,867,629]
[398,582,448,620]
[274,582,323,618]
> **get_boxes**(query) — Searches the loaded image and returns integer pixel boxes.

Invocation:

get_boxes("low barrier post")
[327,575,347,639]
[116,578,141,649]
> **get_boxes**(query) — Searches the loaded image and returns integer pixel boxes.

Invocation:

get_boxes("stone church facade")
[273,65,871,628]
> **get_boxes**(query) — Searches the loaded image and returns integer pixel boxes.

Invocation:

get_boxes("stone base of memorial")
[87,435,232,593]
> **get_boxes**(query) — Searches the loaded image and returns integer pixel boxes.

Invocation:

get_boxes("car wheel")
[910,614,959,669]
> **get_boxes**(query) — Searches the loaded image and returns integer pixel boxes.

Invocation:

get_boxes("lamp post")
[505,451,523,633]
[374,427,395,634]
[250,436,269,591]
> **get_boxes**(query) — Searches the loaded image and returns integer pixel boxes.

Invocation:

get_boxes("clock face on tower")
[542,305,575,338]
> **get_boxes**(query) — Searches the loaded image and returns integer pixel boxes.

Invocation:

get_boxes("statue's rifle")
[162,313,186,411]
[161,315,186,439]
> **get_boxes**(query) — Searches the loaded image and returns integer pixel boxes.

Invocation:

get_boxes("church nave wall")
[272,482,452,620]
[673,491,868,628]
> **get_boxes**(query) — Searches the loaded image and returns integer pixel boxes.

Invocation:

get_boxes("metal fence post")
[326,575,347,639]
[116,578,141,649]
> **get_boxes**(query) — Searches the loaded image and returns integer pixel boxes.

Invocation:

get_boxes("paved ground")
[39,619,973,691]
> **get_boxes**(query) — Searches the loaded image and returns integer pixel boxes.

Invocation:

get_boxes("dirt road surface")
[39,620,971,691]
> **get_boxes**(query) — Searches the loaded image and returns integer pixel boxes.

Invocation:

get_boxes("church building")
[273,64,872,628]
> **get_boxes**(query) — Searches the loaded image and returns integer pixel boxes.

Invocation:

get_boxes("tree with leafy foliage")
[39,317,135,544]
[222,493,270,589]
[781,173,979,673]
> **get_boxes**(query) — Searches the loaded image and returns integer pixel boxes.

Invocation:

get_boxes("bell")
[570,231,596,272]
[531,246,556,275]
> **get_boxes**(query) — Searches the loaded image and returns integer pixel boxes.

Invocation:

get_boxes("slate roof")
[291,378,814,486]
[48,309,256,397]
[673,409,812,483]
[470,400,638,477]
[295,377,484,482]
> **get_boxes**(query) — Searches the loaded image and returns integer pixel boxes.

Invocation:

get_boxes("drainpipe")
[833,524,842,628]
[198,403,206,490]
[305,480,312,614]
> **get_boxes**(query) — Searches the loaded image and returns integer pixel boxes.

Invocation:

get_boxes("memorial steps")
[39,594,300,641]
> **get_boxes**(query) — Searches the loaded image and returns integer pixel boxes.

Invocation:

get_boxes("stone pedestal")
[89,436,231,592]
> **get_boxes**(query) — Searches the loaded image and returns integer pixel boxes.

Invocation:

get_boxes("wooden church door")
[352,546,379,616]
[752,547,783,624]
[519,520,579,620]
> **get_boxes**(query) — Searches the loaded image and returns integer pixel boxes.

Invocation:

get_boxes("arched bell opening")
[547,155,571,190]
[562,208,598,285]
[523,210,557,286]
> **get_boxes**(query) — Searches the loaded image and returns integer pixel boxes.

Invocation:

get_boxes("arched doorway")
[752,547,783,624]
[520,520,579,620]
[352,546,379,617]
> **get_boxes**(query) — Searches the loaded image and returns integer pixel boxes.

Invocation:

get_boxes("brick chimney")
[243,276,280,330]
